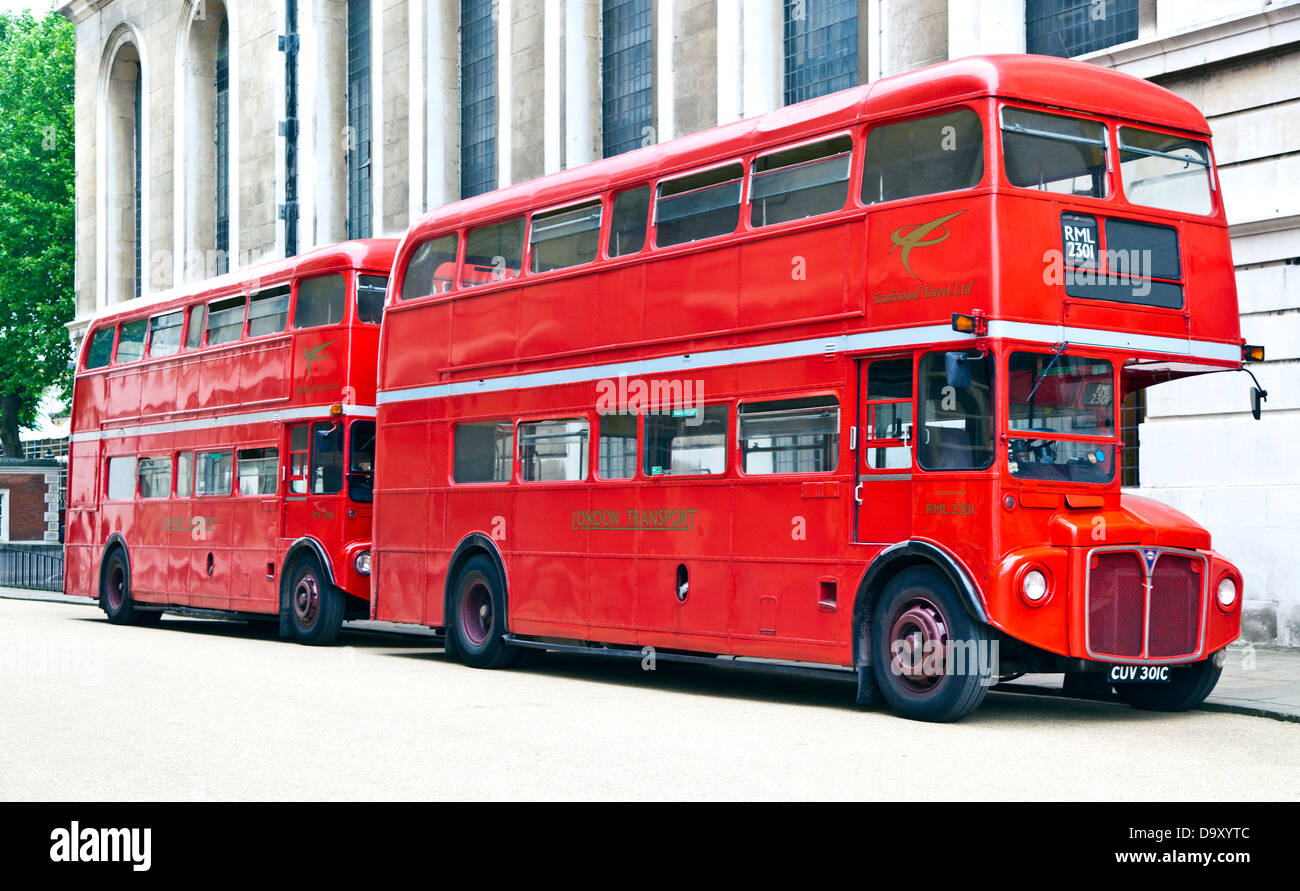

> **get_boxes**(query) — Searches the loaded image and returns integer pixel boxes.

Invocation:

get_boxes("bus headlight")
[354,551,371,576]
[1021,568,1049,605]
[1216,576,1237,609]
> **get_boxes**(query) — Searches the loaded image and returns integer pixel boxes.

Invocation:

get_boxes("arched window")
[103,36,143,303]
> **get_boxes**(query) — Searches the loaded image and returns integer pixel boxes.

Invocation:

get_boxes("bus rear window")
[85,327,115,370]
[294,274,346,328]
[1002,107,1107,198]
[751,136,851,227]
[862,109,984,204]
[655,164,743,247]
[400,234,458,300]
[462,218,525,288]
[1118,127,1213,216]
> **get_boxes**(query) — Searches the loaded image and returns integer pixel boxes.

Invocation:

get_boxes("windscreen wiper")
[1024,341,1070,407]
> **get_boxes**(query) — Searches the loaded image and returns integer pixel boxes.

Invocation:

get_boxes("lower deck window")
[237,448,279,495]
[137,456,172,499]
[739,396,839,474]
[519,418,589,482]
[106,456,137,501]
[454,421,515,483]
[644,406,728,476]
[196,451,233,496]
[598,414,638,480]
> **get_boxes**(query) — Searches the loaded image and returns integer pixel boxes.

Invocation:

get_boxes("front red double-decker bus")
[372,55,1255,720]
[66,240,397,644]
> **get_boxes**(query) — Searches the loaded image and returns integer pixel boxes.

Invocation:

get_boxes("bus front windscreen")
[1007,351,1116,484]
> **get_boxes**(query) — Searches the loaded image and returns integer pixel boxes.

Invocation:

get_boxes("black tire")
[449,554,517,669]
[99,548,162,626]
[869,566,992,722]
[286,553,344,646]
[1113,658,1222,712]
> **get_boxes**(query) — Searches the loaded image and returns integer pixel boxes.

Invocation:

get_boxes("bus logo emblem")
[1142,548,1159,573]
[889,210,965,281]
[304,341,335,380]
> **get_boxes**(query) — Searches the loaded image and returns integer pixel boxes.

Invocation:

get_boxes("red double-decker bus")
[66,239,397,644]
[371,54,1260,721]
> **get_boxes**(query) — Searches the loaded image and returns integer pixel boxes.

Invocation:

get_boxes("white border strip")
[377,322,1240,405]
[70,403,378,444]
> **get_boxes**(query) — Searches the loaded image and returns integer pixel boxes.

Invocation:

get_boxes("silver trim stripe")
[376,321,1240,405]
[69,403,378,444]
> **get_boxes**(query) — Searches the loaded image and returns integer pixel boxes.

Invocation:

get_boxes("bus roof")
[407,54,1209,238]
[84,238,398,328]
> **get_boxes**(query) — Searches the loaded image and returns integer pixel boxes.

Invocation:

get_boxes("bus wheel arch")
[852,542,989,682]
[98,536,159,625]
[444,535,518,668]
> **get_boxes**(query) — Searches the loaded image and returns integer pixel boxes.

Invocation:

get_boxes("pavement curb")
[993,681,1300,724]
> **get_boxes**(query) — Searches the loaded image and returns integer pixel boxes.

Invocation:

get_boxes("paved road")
[1,597,1296,801]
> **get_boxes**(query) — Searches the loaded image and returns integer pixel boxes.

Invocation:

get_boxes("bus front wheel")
[1112,658,1222,712]
[286,554,344,646]
[869,566,992,722]
[99,548,161,626]
[449,555,517,670]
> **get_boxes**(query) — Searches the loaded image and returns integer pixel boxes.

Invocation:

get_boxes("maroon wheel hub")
[107,565,126,611]
[888,597,950,692]
[460,579,492,647]
[294,573,320,628]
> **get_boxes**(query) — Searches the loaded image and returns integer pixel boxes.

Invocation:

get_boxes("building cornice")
[57,0,113,26]
[1082,1,1300,78]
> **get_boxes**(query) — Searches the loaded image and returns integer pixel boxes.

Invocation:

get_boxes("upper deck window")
[293,274,346,329]
[462,218,525,288]
[1002,107,1108,198]
[655,164,744,247]
[248,284,290,337]
[206,295,246,346]
[1118,127,1213,216]
[357,274,387,323]
[862,109,984,204]
[400,234,459,300]
[607,187,650,257]
[149,311,184,358]
[185,305,205,349]
[750,135,852,227]
[530,201,603,273]
[115,318,148,364]
[85,327,115,370]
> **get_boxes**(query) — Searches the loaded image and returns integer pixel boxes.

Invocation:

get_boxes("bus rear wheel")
[869,566,991,722]
[287,554,344,646]
[449,555,517,669]
[99,548,161,626]
[1112,658,1222,712]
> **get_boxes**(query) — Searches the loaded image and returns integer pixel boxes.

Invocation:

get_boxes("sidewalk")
[3,586,1297,721]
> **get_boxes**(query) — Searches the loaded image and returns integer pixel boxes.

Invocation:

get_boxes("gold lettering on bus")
[571,508,698,532]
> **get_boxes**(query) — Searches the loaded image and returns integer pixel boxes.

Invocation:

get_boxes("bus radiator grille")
[1147,554,1202,659]
[1087,551,1144,660]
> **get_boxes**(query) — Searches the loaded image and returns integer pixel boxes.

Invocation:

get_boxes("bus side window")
[862,108,984,205]
[196,451,234,496]
[530,201,602,273]
[206,296,246,346]
[288,425,309,494]
[310,422,344,494]
[176,452,195,498]
[597,414,638,480]
[916,351,995,471]
[248,285,290,337]
[462,218,525,288]
[864,358,914,470]
[356,275,387,324]
[644,406,728,477]
[607,187,650,258]
[137,456,173,499]
[453,421,514,483]
[237,448,279,495]
[750,135,852,228]
[115,318,148,364]
[655,164,744,248]
[294,274,346,329]
[106,456,137,500]
[740,396,840,474]
[400,234,459,300]
[149,311,185,358]
[186,304,206,349]
[519,418,589,482]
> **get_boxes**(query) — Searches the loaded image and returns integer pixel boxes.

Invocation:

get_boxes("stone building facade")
[59,0,1300,644]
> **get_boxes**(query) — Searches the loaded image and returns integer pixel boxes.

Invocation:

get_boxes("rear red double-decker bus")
[66,239,397,644]
[372,55,1258,720]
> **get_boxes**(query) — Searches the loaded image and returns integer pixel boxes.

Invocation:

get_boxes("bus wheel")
[1113,659,1222,712]
[99,549,161,626]
[869,566,991,722]
[287,554,344,646]
[449,554,517,669]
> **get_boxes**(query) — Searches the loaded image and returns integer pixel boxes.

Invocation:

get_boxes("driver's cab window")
[917,351,994,470]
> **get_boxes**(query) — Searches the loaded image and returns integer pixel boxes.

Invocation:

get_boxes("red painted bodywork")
[66,240,397,614]
[360,55,1241,669]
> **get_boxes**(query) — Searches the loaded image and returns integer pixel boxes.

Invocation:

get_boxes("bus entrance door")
[855,356,914,546]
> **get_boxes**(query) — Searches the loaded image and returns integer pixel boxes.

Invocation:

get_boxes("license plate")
[1107,664,1171,684]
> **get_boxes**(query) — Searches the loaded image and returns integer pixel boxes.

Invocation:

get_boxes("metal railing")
[0,546,64,592]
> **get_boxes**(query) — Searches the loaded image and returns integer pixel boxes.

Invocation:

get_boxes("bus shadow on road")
[71,613,442,649]
[389,648,1167,723]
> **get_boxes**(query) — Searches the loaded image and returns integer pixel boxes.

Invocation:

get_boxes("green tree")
[0,11,75,458]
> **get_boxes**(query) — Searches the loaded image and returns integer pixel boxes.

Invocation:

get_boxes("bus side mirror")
[1251,386,1267,420]
[945,352,971,389]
